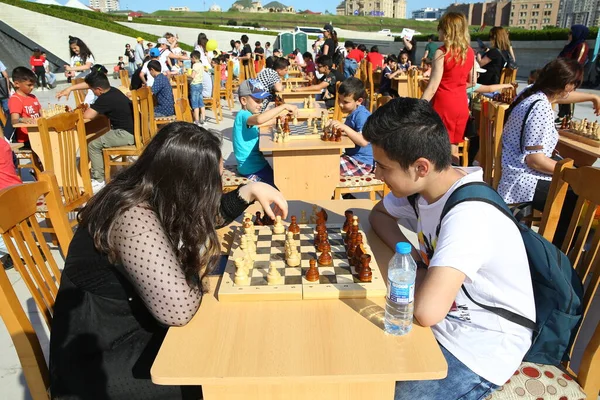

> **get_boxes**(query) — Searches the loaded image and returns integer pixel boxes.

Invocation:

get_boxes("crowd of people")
[0,16,598,400]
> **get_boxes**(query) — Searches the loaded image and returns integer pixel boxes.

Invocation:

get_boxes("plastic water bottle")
[384,242,417,335]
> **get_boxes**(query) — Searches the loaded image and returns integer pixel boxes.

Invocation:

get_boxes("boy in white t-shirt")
[365,98,535,400]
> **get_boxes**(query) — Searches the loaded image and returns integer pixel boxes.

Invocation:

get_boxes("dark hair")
[241,34,249,44]
[344,40,354,49]
[363,98,452,171]
[370,45,379,53]
[230,39,236,50]
[386,54,398,64]
[331,30,339,48]
[316,55,333,69]
[190,50,202,60]
[255,41,261,46]
[508,58,583,117]
[422,58,432,66]
[338,77,365,100]
[265,56,275,69]
[428,34,436,41]
[68,36,94,63]
[164,32,174,39]
[358,44,367,52]
[78,122,223,289]
[302,52,313,60]
[12,67,36,83]
[235,40,241,45]
[272,57,289,71]
[32,48,41,57]
[91,64,108,74]
[197,32,208,51]
[147,60,162,72]
[528,69,540,84]
[84,71,110,89]
[125,43,131,47]
[266,41,271,46]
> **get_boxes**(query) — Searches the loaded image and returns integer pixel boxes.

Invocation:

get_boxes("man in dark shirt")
[239,35,253,67]
[293,55,343,108]
[83,73,134,191]
[399,36,417,65]
[254,41,265,62]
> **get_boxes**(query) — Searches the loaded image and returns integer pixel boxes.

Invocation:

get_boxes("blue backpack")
[437,182,584,365]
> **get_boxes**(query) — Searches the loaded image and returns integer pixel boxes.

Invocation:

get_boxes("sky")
[114,0,450,16]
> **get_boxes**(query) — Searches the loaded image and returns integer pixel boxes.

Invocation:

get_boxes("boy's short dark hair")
[428,34,436,41]
[302,52,313,60]
[370,45,379,53]
[363,98,452,172]
[358,44,367,52]
[190,50,201,60]
[84,71,110,90]
[386,54,398,64]
[235,40,241,45]
[266,41,271,46]
[241,35,249,44]
[316,55,333,69]
[338,77,365,100]
[423,58,432,66]
[147,60,162,72]
[344,40,354,49]
[272,57,289,71]
[12,67,36,82]
[255,41,261,46]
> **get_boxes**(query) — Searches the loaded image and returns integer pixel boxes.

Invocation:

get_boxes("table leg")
[202,381,395,400]
[272,149,341,200]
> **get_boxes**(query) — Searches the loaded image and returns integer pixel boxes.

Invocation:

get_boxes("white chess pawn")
[287,248,301,267]
[273,215,285,234]
[234,261,250,285]
[267,263,283,285]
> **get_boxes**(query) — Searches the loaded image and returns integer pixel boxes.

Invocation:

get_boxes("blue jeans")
[242,164,277,189]
[395,345,499,400]
[190,83,204,109]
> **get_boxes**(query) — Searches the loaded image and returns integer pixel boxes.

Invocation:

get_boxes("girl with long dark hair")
[557,25,590,118]
[49,123,287,399]
[65,36,95,103]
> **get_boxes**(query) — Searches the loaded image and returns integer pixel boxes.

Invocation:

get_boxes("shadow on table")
[341,298,386,331]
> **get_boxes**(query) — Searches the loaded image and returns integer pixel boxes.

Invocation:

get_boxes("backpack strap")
[520,99,543,154]
[407,194,419,219]
[436,181,537,331]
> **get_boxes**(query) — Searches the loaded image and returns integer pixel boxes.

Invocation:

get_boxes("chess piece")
[267,263,283,285]
[254,211,264,226]
[303,98,308,108]
[358,254,372,282]
[235,257,248,273]
[317,243,333,266]
[283,115,290,134]
[335,128,342,142]
[287,247,301,267]
[317,232,329,252]
[313,120,318,134]
[288,216,300,234]
[273,215,285,234]
[293,115,298,125]
[314,224,326,246]
[234,262,250,285]
[276,116,283,133]
[316,208,328,225]
[309,204,318,224]
[262,213,274,226]
[347,232,360,258]
[299,210,308,224]
[305,259,320,282]
[560,117,568,130]
[342,210,354,234]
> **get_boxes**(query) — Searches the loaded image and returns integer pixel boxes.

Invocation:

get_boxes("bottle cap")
[395,242,412,255]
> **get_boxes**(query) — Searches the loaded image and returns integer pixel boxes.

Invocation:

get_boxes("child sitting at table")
[147,60,175,117]
[302,52,316,83]
[422,58,432,78]
[8,67,42,146]
[292,55,343,109]
[367,98,535,400]
[233,79,297,187]
[328,78,373,177]
[398,52,411,72]
[256,57,289,112]
[189,51,206,126]
[380,54,402,97]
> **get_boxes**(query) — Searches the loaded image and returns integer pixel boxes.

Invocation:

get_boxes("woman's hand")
[56,87,71,100]
[591,95,600,116]
[239,183,288,220]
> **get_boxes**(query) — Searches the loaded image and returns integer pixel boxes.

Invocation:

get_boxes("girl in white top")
[64,36,95,104]
[498,58,600,205]
[194,33,211,67]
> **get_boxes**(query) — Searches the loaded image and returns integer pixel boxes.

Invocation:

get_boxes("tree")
[324,9,331,14]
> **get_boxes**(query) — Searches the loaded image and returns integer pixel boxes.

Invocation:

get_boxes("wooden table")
[391,76,409,97]
[259,128,353,200]
[278,89,323,103]
[14,115,111,186]
[557,132,600,166]
[151,200,447,400]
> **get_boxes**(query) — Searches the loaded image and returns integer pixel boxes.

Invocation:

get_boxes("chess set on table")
[559,116,600,148]
[491,83,518,104]
[42,103,89,118]
[217,206,387,301]
[272,111,334,142]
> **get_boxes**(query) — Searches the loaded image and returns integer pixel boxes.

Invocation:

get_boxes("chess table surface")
[218,223,387,301]
[151,200,447,396]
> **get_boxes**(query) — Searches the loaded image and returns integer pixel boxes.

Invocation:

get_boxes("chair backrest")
[0,173,73,400]
[36,109,93,210]
[131,87,156,149]
[119,69,130,89]
[376,95,393,111]
[71,78,86,106]
[175,98,193,123]
[174,74,189,100]
[538,161,600,399]
[478,98,508,188]
[366,62,376,112]
[332,81,343,121]
[0,104,6,126]
[406,68,423,99]
[212,64,222,101]
[457,137,470,167]
[500,67,517,85]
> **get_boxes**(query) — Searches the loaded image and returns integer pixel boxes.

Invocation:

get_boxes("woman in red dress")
[422,12,475,161]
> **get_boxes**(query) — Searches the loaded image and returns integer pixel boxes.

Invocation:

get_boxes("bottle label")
[387,281,414,304]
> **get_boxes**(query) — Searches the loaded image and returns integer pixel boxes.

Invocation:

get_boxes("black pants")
[34,66,46,88]
[532,179,578,247]
[558,103,573,118]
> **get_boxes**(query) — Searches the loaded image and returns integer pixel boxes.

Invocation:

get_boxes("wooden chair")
[0,172,73,400]
[102,87,156,182]
[366,62,378,113]
[334,174,386,201]
[222,164,249,193]
[175,98,193,123]
[240,59,256,80]
[71,78,87,107]
[499,67,518,85]
[457,137,470,167]
[203,64,223,123]
[376,95,393,111]
[173,74,189,100]
[119,69,130,89]
[478,98,508,189]
[490,160,600,400]
[36,109,93,229]
[332,82,348,122]
[406,68,423,99]
[221,62,235,110]
[0,104,6,127]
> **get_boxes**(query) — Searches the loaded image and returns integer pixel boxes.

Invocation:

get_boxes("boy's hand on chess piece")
[328,120,346,134]
[239,182,288,221]
[284,104,298,116]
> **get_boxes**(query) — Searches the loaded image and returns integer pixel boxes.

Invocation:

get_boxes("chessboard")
[558,117,600,148]
[271,115,329,142]
[217,223,387,302]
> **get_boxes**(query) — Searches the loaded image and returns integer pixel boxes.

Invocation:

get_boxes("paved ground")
[2,79,600,399]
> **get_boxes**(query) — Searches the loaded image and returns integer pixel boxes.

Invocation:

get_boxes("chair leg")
[103,152,112,183]
[369,190,377,201]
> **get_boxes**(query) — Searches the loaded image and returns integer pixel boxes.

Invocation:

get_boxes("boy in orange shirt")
[8,67,42,146]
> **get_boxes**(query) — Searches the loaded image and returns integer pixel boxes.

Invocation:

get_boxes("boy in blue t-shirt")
[328,77,374,176]
[233,79,297,187]
[148,60,175,117]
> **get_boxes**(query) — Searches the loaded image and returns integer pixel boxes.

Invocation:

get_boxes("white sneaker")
[36,87,43,92]
[91,180,105,194]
